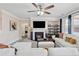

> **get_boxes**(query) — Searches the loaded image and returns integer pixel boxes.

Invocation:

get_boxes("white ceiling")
[0,3,79,19]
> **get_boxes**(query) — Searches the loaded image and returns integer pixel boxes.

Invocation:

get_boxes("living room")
[0,3,79,56]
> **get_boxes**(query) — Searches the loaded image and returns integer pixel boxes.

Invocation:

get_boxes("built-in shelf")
[47,21,60,35]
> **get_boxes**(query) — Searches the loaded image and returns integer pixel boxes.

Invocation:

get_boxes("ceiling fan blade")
[27,11,36,12]
[32,3,38,8]
[44,5,54,10]
[44,11,51,14]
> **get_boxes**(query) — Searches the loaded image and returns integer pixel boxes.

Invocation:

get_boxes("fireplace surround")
[35,32,44,41]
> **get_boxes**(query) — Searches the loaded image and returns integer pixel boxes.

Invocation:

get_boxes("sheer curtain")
[62,17,68,34]
[72,15,79,35]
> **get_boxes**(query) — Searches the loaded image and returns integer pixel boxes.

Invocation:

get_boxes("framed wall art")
[10,19,17,31]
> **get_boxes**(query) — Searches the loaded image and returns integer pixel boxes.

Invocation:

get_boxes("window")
[62,17,68,34]
[72,15,79,34]
[65,18,68,34]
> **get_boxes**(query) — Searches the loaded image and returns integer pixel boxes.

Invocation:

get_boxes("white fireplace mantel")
[32,28,46,40]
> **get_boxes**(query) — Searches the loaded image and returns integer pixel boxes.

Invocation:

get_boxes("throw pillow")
[65,37,71,42]
[65,37,76,44]
[0,43,9,48]
[58,33,64,39]
[69,38,76,44]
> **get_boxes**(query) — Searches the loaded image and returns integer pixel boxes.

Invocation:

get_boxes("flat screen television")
[33,21,45,28]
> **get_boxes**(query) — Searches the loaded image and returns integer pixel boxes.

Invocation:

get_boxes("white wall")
[0,10,2,31]
[0,9,20,44]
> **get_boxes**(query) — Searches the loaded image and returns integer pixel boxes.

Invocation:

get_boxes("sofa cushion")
[0,48,15,56]
[15,48,48,56]
[48,48,79,56]
[31,48,48,56]
[12,42,32,48]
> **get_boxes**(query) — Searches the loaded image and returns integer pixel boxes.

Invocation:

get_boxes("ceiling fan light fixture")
[37,11,44,15]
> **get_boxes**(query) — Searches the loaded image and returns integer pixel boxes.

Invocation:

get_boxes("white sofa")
[0,48,15,56]
[48,48,79,56]
[54,38,77,47]
[53,34,79,47]
[0,47,78,56]
[0,42,48,56]
[12,42,48,56]
[0,42,79,56]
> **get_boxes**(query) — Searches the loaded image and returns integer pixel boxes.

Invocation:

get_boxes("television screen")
[33,21,45,28]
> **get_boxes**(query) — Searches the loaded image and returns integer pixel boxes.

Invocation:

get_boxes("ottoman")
[38,41,54,48]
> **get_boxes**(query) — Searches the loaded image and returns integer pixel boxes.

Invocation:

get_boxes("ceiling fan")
[27,3,54,16]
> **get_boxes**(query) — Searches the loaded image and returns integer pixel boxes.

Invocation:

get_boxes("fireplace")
[35,32,44,41]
